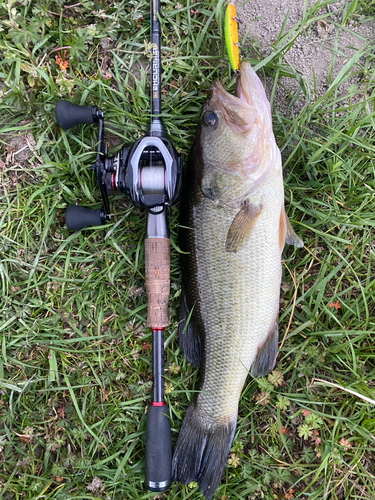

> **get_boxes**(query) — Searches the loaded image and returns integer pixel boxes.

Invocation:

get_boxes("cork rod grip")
[145,238,170,328]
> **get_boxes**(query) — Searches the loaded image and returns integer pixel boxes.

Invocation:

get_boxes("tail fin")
[172,403,236,500]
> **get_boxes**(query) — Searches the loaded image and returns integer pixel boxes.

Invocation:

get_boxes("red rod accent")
[151,401,166,407]
[111,173,115,190]
[152,328,164,332]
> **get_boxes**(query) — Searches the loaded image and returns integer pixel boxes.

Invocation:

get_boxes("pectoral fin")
[226,202,262,253]
[279,207,303,250]
[178,289,201,367]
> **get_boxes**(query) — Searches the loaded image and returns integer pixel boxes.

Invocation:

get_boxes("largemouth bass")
[172,61,303,499]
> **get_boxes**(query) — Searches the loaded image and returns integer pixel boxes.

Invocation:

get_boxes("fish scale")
[172,62,303,499]
[193,173,283,421]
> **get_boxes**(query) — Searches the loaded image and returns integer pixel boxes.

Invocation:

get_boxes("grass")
[0,0,374,498]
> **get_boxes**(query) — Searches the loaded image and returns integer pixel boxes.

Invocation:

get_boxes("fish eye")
[203,111,217,127]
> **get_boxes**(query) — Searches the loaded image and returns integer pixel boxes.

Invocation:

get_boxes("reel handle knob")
[55,100,98,130]
[65,205,104,230]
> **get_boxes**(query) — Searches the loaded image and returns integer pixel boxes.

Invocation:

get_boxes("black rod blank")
[152,329,164,403]
[149,0,164,137]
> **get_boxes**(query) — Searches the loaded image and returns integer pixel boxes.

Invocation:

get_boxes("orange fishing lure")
[225,3,239,71]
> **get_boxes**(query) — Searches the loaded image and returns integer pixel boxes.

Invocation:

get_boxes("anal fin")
[251,318,279,377]
[178,289,201,367]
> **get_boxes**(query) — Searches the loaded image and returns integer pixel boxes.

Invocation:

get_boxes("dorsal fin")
[178,289,201,367]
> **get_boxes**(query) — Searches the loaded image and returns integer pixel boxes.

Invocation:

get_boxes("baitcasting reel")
[55,100,182,230]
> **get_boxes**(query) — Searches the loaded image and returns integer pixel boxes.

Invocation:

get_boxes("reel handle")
[65,205,104,230]
[55,100,99,130]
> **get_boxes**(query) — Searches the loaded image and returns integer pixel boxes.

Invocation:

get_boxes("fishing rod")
[55,0,182,492]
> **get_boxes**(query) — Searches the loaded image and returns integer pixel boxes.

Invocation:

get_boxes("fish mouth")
[234,61,263,106]
[210,62,262,108]
[207,62,260,133]
[235,76,243,100]
[235,64,248,102]
[207,61,270,132]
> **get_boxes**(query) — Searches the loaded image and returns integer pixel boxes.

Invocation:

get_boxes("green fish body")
[172,62,303,499]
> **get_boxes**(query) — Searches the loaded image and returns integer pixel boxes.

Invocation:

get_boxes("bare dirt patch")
[238,0,375,115]
[0,124,38,192]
